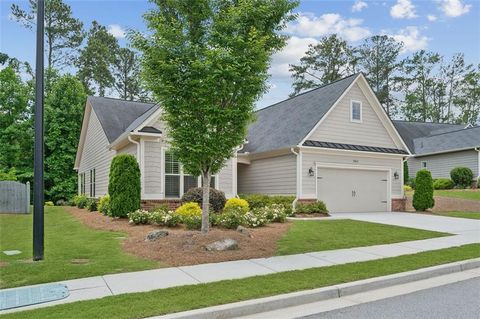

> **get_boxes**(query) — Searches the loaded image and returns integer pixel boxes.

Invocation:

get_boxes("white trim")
[232,155,238,197]
[291,148,301,199]
[314,162,392,212]
[74,101,93,170]
[143,194,163,200]
[160,147,165,199]
[140,138,145,198]
[350,99,363,123]
[133,106,163,133]
[413,147,478,158]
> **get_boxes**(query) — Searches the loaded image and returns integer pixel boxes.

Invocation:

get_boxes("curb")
[150,258,480,319]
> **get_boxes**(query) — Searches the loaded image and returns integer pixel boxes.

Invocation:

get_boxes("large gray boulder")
[145,229,169,242]
[205,238,238,251]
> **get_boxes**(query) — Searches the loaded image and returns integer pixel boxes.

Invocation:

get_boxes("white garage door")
[316,167,388,213]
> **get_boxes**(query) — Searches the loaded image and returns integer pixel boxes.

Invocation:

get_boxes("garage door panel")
[317,167,388,213]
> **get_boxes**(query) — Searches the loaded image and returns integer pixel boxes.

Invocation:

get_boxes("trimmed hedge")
[108,154,141,217]
[450,167,474,188]
[295,201,328,215]
[413,170,435,211]
[181,187,226,213]
[433,178,454,190]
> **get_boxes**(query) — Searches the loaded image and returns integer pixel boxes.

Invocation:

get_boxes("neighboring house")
[393,121,480,181]
[75,73,411,212]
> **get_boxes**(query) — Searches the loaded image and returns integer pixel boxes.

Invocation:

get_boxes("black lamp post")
[33,0,45,261]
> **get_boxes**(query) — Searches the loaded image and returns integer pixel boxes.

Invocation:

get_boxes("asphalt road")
[299,278,480,319]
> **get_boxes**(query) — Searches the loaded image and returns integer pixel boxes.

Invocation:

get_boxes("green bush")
[243,210,269,228]
[433,178,454,190]
[151,204,170,214]
[403,161,409,185]
[181,187,226,213]
[73,194,88,209]
[108,154,141,217]
[413,170,435,211]
[44,201,54,206]
[224,198,249,213]
[128,209,150,225]
[181,215,202,230]
[218,206,246,229]
[407,177,416,189]
[239,194,295,215]
[85,198,98,212]
[295,201,328,215]
[98,195,111,216]
[259,204,287,223]
[175,202,202,217]
[450,167,474,188]
[148,210,180,227]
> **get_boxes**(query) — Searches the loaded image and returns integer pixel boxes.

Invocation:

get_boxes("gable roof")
[413,126,480,156]
[88,96,158,143]
[392,120,465,153]
[243,73,360,154]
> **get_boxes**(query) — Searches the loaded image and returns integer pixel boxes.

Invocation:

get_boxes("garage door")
[316,167,388,212]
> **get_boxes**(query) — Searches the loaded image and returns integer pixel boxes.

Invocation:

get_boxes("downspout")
[291,147,299,209]
[475,147,480,184]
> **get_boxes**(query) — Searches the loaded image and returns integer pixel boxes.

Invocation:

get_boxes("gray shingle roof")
[88,96,158,143]
[413,126,480,156]
[392,120,465,153]
[243,73,360,154]
[303,140,408,155]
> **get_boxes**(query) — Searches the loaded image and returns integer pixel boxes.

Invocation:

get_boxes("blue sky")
[1,0,479,109]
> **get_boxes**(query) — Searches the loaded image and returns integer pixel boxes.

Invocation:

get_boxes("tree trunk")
[201,170,211,233]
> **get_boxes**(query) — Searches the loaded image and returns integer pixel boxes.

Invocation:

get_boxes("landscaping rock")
[145,230,169,242]
[237,225,252,237]
[205,238,238,251]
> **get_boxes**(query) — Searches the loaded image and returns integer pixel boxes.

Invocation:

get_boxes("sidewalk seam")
[176,268,202,284]
[101,276,114,296]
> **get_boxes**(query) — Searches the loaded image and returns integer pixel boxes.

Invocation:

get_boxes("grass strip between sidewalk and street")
[1,243,479,319]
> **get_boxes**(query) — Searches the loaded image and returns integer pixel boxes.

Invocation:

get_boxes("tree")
[133,0,297,233]
[455,64,480,125]
[403,160,409,185]
[76,21,119,96]
[289,34,355,96]
[412,169,434,211]
[10,0,84,69]
[357,35,403,117]
[112,48,146,101]
[108,154,141,217]
[45,74,87,201]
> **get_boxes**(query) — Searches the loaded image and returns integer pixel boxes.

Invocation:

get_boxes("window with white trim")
[80,173,86,194]
[421,161,427,169]
[350,100,362,123]
[89,168,96,197]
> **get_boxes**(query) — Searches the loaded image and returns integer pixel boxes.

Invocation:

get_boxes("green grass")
[434,211,480,220]
[434,189,480,201]
[0,206,158,289]
[1,244,479,319]
[276,220,450,255]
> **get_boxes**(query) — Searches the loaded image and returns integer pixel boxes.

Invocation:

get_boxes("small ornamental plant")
[224,198,249,213]
[219,206,246,229]
[98,195,111,216]
[243,210,269,228]
[261,204,287,223]
[413,170,435,211]
[128,209,151,225]
[148,210,180,227]
[175,202,202,218]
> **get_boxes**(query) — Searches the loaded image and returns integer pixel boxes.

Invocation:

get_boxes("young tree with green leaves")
[10,0,84,70]
[112,47,147,101]
[289,34,354,96]
[76,21,119,96]
[133,0,297,233]
[455,64,480,125]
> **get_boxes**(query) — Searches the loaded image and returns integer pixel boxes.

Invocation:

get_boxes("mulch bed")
[66,207,291,266]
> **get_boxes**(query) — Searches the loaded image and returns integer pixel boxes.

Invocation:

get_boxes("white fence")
[0,181,30,214]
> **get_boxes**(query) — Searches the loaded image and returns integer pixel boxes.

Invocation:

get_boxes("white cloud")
[427,14,438,21]
[352,1,368,12]
[285,12,371,42]
[438,0,471,17]
[269,36,318,77]
[392,26,429,53]
[390,0,417,19]
[107,24,126,39]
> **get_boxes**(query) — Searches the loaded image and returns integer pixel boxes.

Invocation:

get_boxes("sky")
[1,0,479,109]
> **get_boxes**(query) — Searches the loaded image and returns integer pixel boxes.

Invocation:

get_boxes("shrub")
[260,204,287,223]
[413,170,435,211]
[44,201,54,206]
[407,177,416,189]
[128,209,150,225]
[433,178,454,190]
[108,154,141,217]
[209,213,221,226]
[181,215,202,230]
[218,206,246,229]
[175,202,202,218]
[98,195,111,216]
[403,185,413,192]
[224,198,249,213]
[73,194,88,209]
[148,210,180,227]
[295,201,328,214]
[151,204,170,214]
[243,210,269,228]
[181,187,226,213]
[55,199,67,206]
[450,167,474,188]
[239,194,295,215]
[85,198,98,212]
[403,161,409,185]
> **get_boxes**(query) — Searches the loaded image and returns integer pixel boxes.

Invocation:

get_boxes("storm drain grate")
[0,283,69,310]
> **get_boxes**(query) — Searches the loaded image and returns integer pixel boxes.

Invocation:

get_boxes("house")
[393,121,480,181]
[75,73,411,212]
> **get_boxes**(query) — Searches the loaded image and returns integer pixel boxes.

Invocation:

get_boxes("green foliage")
[243,211,269,228]
[413,170,435,211]
[0,168,17,181]
[85,198,98,212]
[403,161,409,185]
[128,209,150,225]
[239,194,295,215]
[112,48,148,101]
[108,154,141,217]
[74,194,88,209]
[45,201,54,207]
[433,178,454,190]
[295,201,329,215]
[98,195,111,216]
[407,177,416,189]
[224,198,249,213]
[175,202,202,218]
[450,167,474,188]
[218,207,246,229]
[181,188,226,213]
[403,185,413,192]
[181,215,202,230]
[259,204,288,223]
[148,210,180,227]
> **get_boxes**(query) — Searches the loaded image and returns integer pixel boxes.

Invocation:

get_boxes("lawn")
[0,206,158,289]
[1,244,479,319]
[275,220,450,255]
[434,211,480,220]
[434,189,480,201]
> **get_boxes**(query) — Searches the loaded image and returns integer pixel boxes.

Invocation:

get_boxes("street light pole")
[33,0,45,261]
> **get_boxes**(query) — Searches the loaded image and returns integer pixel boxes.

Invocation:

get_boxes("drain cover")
[0,283,69,310]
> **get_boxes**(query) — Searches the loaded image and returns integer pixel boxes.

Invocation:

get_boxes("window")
[350,100,362,123]
[80,173,86,194]
[421,161,427,169]
[89,169,96,197]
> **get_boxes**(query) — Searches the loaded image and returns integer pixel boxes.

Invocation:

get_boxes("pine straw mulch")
[65,206,291,266]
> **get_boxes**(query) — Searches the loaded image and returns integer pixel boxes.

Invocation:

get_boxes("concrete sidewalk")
[1,212,479,314]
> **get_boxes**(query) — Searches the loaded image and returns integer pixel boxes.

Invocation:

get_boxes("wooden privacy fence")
[0,181,30,214]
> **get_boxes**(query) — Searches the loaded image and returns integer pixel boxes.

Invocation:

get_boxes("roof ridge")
[255,73,360,114]
[414,125,479,140]
[88,95,155,105]
[392,119,464,126]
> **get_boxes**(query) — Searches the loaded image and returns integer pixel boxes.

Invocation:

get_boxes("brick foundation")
[141,199,181,211]
[296,198,317,205]
[391,198,406,212]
